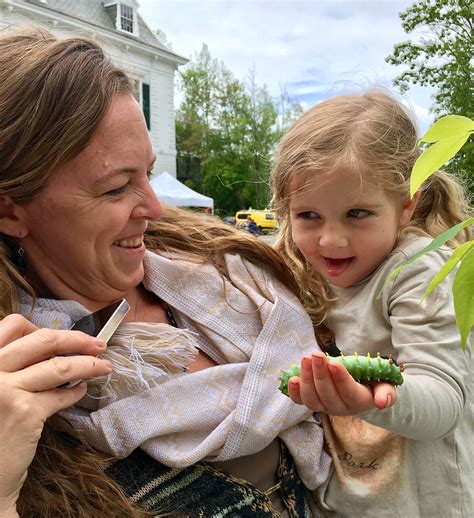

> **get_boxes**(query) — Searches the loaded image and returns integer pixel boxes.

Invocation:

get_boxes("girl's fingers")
[0,328,105,373]
[288,352,398,415]
[298,356,326,411]
[0,314,38,347]
[15,355,112,392]
[327,361,375,407]
[309,353,347,412]
[302,353,376,414]
[287,376,304,405]
[371,381,397,409]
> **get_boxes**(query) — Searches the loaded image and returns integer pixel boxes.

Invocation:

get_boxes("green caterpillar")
[278,353,404,396]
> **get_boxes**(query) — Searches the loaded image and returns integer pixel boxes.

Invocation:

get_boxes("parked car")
[234,209,279,233]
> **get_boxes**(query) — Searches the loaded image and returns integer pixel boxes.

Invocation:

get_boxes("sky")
[138,0,435,134]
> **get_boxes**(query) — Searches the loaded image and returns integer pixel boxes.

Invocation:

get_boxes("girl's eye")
[347,208,371,219]
[299,211,320,219]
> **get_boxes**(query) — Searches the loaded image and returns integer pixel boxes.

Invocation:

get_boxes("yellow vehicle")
[234,209,279,233]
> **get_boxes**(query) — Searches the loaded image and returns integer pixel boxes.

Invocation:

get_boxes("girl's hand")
[0,315,112,515]
[287,351,397,415]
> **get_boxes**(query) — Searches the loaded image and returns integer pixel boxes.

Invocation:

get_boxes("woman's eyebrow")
[91,156,157,188]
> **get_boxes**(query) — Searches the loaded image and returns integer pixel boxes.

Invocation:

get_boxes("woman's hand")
[0,315,112,516]
[287,351,397,415]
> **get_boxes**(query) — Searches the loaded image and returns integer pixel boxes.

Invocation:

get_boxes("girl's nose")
[318,224,349,249]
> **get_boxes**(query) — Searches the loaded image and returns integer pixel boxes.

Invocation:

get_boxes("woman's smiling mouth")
[113,236,144,248]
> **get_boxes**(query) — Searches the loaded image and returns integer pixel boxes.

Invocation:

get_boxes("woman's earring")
[17,234,26,273]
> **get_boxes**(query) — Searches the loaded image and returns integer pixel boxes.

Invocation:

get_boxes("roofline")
[4,0,189,66]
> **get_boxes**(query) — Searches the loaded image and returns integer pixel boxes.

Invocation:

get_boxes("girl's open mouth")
[324,257,353,276]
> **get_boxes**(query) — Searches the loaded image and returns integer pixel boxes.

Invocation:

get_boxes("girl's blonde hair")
[271,90,471,324]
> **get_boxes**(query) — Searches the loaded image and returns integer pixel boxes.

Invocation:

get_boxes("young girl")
[271,90,472,517]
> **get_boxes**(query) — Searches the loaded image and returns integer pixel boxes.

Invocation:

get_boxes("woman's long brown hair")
[145,206,298,294]
[1,27,147,517]
[2,28,301,517]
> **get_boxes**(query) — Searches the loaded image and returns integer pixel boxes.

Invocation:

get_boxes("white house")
[0,0,187,177]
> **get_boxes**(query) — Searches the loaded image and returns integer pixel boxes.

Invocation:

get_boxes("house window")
[142,83,151,130]
[120,4,134,33]
[131,80,151,130]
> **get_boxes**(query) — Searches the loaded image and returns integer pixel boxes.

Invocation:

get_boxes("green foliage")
[383,217,474,286]
[421,240,473,301]
[453,247,474,349]
[411,115,474,196]
[421,114,474,142]
[175,44,301,213]
[384,222,473,351]
[384,115,473,350]
[386,0,474,189]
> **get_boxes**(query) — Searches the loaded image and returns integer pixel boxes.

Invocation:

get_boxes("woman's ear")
[0,196,30,238]
[399,191,420,228]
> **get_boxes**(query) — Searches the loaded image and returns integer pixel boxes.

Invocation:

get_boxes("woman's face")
[16,94,163,306]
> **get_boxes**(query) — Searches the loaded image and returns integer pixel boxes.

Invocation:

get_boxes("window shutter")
[142,83,150,130]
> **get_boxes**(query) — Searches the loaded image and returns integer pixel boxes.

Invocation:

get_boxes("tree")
[276,86,304,135]
[176,45,257,211]
[386,0,473,188]
[200,61,257,211]
[175,44,218,193]
[175,45,299,213]
[239,70,279,207]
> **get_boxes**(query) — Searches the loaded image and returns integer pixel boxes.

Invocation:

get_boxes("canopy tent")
[150,172,214,212]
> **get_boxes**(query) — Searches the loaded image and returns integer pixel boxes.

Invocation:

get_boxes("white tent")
[150,172,214,212]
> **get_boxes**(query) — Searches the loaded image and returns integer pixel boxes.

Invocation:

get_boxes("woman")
[0,27,345,517]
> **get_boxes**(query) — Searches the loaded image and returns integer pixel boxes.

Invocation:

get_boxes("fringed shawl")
[20,251,331,491]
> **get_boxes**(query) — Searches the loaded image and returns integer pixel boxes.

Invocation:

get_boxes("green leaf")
[381,218,474,294]
[421,241,474,301]
[410,134,471,196]
[421,115,474,143]
[453,249,474,351]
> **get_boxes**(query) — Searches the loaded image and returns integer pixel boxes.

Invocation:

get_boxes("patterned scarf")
[20,251,332,493]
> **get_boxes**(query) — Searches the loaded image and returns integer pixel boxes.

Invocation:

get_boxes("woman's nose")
[132,182,164,221]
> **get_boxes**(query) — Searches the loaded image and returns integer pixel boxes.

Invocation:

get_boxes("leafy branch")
[384,115,473,350]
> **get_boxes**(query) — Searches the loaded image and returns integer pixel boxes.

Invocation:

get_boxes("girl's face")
[289,169,417,288]
[11,94,164,308]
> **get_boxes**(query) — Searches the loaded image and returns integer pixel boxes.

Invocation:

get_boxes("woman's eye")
[347,208,371,219]
[105,184,128,196]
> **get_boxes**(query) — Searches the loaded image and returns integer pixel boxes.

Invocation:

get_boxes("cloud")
[139,0,436,133]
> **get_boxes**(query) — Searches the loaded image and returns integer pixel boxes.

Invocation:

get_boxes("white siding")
[0,0,182,177]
